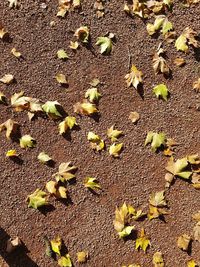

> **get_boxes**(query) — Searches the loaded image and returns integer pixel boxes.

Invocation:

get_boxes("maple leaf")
[96,36,113,54]
[145,132,166,152]
[153,251,164,267]
[27,189,48,209]
[109,143,123,157]
[107,125,123,142]
[165,157,192,179]
[84,177,101,190]
[77,251,88,263]
[42,101,63,119]
[125,65,143,89]
[73,101,98,115]
[59,116,77,134]
[57,49,69,60]
[54,162,77,182]
[187,259,198,267]
[58,254,72,267]
[135,228,150,252]
[85,88,101,103]
[149,191,167,207]
[177,234,191,251]
[20,135,36,148]
[87,132,104,151]
[37,152,52,164]
[50,236,62,255]
[153,46,170,75]
[153,84,169,101]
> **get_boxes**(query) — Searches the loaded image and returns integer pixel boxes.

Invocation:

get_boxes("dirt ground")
[0,0,200,266]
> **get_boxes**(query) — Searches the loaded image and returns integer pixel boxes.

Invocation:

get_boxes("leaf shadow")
[0,228,39,267]
[38,204,56,216]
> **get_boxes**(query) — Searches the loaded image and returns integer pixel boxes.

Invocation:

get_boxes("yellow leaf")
[58,254,72,267]
[55,73,68,85]
[187,260,198,267]
[11,48,21,58]
[177,234,191,251]
[107,125,123,142]
[6,149,18,157]
[0,74,14,84]
[59,116,77,134]
[37,152,52,163]
[54,162,77,182]
[46,181,57,195]
[85,87,101,103]
[129,112,140,123]
[153,252,164,267]
[109,143,123,157]
[74,26,89,43]
[57,49,68,59]
[84,177,101,190]
[125,65,143,89]
[135,228,150,252]
[69,41,79,50]
[74,101,98,115]
[20,135,36,148]
[27,189,48,209]
[50,237,62,255]
[77,251,88,263]
[0,119,19,139]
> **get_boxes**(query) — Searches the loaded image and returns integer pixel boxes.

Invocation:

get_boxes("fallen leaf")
[174,57,186,67]
[109,143,123,157]
[55,73,68,85]
[125,65,143,89]
[87,131,104,151]
[149,191,167,207]
[77,251,88,263]
[59,116,77,134]
[175,34,188,52]
[193,222,200,242]
[187,259,198,267]
[89,78,100,87]
[153,251,164,267]
[192,173,200,189]
[153,84,169,101]
[73,101,98,115]
[54,162,77,182]
[58,254,72,267]
[8,0,18,8]
[165,172,174,188]
[0,27,7,39]
[74,26,89,43]
[46,182,67,199]
[166,157,192,179]
[20,135,36,148]
[37,152,52,164]
[11,48,21,58]
[192,211,200,221]
[6,237,22,253]
[135,228,150,252]
[118,226,135,238]
[177,234,191,251]
[69,41,79,50]
[193,78,200,92]
[152,46,170,75]
[84,177,101,190]
[145,132,166,152]
[50,236,62,255]
[107,125,123,142]
[175,27,198,52]
[27,189,48,209]
[0,119,19,139]
[0,74,14,84]
[6,149,18,157]
[85,88,101,103]
[0,92,7,104]
[42,101,63,119]
[57,49,69,60]
[129,112,140,123]
[96,36,113,54]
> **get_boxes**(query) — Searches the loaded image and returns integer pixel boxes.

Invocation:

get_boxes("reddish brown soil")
[0,1,200,266]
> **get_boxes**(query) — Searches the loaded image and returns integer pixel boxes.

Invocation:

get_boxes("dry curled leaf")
[55,73,68,85]
[174,57,186,67]
[50,236,62,255]
[177,234,191,251]
[87,131,104,151]
[42,101,63,119]
[69,41,79,50]
[125,65,143,89]
[153,46,170,75]
[0,74,14,84]
[74,26,89,43]
[0,119,19,139]
[129,111,140,123]
[46,181,67,199]
[11,48,21,58]
[193,222,200,242]
[6,149,18,158]
[6,237,22,253]
[57,0,80,17]
[58,254,72,267]
[0,27,7,39]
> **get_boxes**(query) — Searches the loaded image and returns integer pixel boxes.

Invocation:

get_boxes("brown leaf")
[0,119,19,139]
